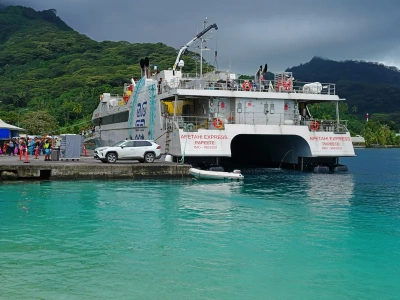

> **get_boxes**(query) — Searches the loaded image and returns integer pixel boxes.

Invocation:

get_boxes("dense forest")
[0,6,206,133]
[0,6,399,145]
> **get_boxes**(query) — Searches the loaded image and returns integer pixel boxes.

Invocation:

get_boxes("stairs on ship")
[165,129,171,155]
[84,132,100,143]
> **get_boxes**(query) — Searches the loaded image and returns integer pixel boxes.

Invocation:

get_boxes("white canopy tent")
[0,118,24,141]
[0,118,25,131]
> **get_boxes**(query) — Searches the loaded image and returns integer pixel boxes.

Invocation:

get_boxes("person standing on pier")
[44,139,52,161]
[8,139,15,156]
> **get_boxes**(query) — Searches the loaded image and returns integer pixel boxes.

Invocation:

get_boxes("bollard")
[24,149,30,163]
[35,147,39,159]
[83,145,88,157]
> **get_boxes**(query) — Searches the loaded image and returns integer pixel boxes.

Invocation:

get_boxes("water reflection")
[306,173,355,204]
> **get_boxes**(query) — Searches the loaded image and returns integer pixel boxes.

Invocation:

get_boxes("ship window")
[101,111,129,125]
[270,103,275,114]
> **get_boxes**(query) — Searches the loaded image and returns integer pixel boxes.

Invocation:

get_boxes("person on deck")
[158,78,163,94]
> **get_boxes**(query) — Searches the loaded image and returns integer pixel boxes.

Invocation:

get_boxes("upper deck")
[156,71,338,101]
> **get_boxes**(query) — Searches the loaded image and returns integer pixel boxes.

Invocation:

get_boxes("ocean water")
[1,148,400,300]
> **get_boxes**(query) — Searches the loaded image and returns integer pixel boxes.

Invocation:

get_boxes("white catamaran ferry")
[91,21,355,172]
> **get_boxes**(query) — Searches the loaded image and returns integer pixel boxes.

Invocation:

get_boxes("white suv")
[94,140,162,163]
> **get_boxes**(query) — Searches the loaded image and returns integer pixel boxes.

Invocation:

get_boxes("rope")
[181,133,188,164]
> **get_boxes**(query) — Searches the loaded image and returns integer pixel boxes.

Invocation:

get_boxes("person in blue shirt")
[28,139,36,155]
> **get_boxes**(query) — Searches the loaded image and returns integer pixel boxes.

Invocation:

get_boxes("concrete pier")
[0,151,191,180]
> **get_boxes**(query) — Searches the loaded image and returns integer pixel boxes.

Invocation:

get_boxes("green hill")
[287,57,400,123]
[0,6,204,130]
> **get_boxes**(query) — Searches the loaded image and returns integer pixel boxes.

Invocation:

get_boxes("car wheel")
[106,152,117,163]
[100,159,108,163]
[144,152,155,163]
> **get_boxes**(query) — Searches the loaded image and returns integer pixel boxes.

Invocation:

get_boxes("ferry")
[91,21,355,172]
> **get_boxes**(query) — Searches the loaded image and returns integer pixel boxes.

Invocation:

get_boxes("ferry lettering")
[135,119,146,130]
[204,135,228,139]
[136,101,147,118]
[181,134,203,139]
[322,142,340,146]
[195,141,215,145]
[310,136,350,141]
[329,137,351,142]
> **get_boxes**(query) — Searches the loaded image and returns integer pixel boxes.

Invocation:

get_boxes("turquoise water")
[1,148,400,299]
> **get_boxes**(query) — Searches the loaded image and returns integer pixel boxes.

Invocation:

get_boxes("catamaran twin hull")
[91,20,355,171]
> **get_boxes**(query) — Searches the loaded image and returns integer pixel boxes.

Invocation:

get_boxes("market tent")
[0,118,24,140]
[0,118,25,131]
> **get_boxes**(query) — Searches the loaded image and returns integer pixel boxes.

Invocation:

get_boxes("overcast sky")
[2,0,400,75]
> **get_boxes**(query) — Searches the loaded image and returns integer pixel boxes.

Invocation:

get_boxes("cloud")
[2,0,400,74]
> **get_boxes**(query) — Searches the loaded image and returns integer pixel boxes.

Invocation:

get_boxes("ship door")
[245,100,254,124]
[284,101,294,123]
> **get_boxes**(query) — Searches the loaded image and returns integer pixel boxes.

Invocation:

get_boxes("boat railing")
[181,73,200,79]
[164,114,348,133]
[303,119,349,133]
[165,115,226,131]
[164,78,336,95]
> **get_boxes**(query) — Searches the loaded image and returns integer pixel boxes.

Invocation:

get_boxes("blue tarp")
[0,129,10,139]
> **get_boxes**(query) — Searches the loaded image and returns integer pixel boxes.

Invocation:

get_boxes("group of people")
[81,125,96,138]
[1,136,58,161]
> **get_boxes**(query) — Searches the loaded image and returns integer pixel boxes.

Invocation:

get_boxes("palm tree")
[73,103,82,119]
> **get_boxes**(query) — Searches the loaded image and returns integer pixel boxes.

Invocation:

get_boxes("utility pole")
[18,109,28,127]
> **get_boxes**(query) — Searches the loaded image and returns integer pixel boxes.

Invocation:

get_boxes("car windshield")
[111,141,126,147]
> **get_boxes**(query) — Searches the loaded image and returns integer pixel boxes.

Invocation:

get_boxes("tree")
[20,110,58,135]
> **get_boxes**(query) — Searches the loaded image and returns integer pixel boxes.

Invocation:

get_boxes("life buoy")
[310,121,319,131]
[242,81,252,91]
[213,118,223,129]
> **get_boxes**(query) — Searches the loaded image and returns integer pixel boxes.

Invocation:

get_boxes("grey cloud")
[2,0,400,74]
